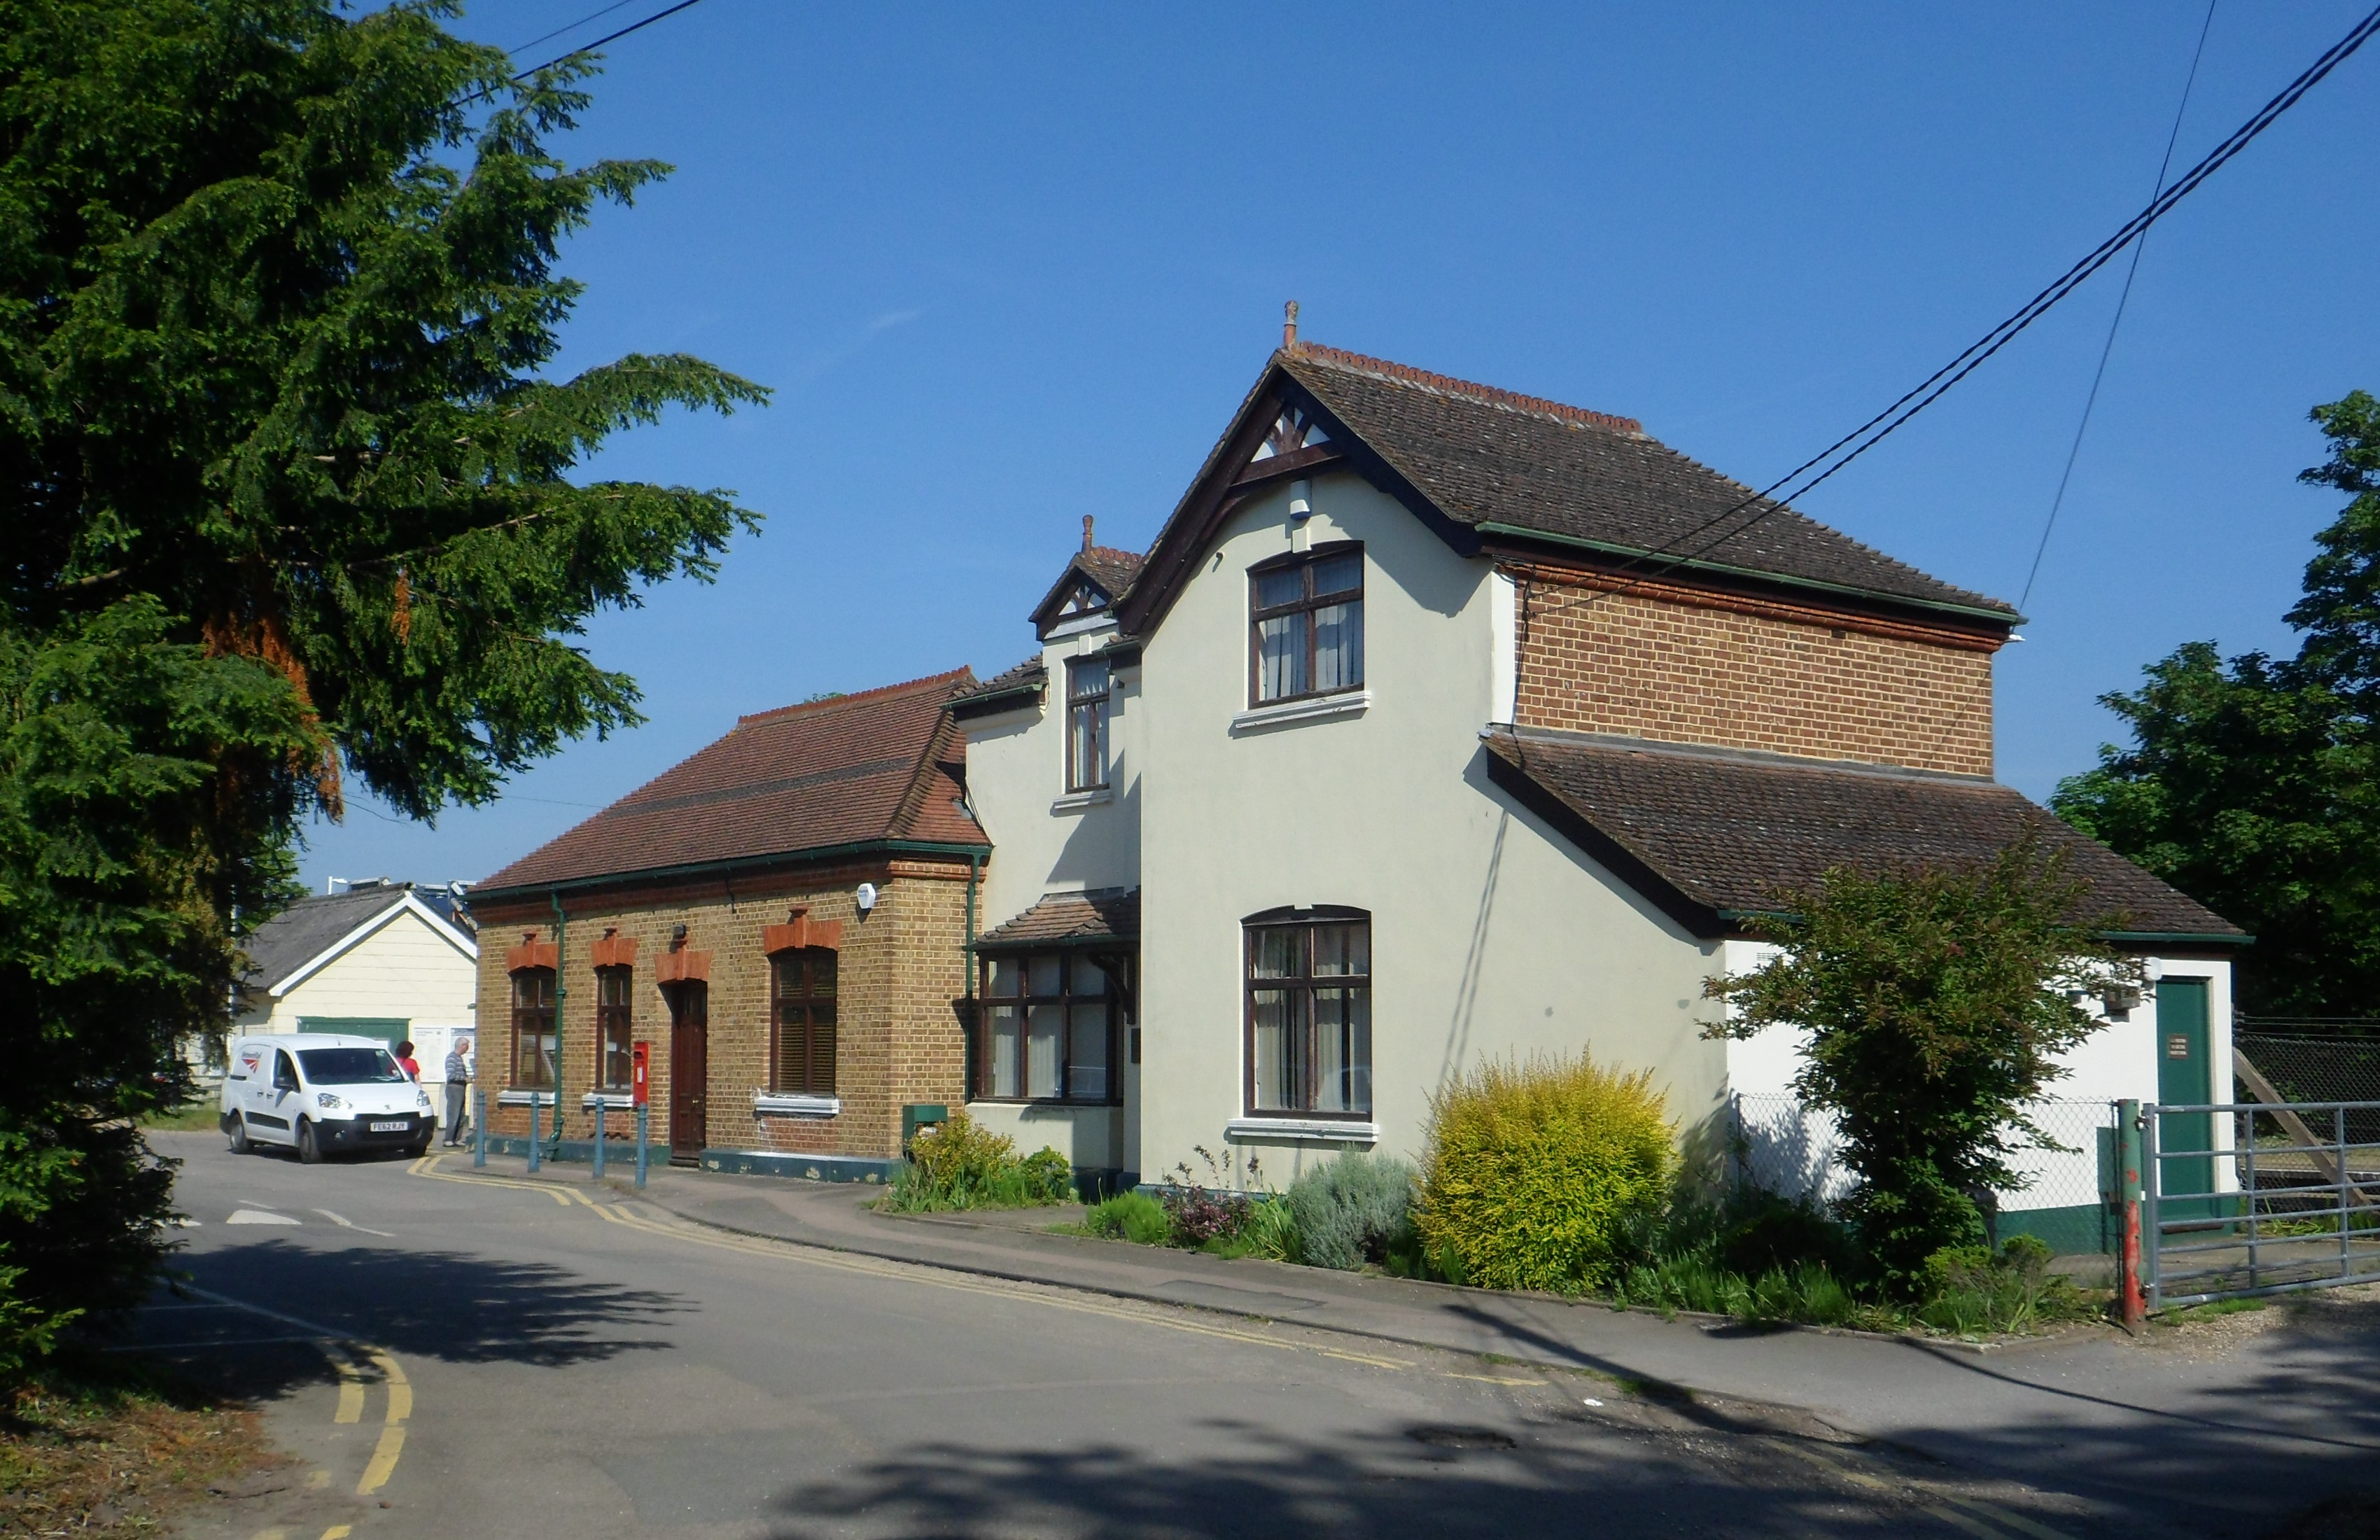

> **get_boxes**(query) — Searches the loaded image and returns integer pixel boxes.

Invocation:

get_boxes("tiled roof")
[240,886,412,991]
[476,671,988,895]
[1282,345,2014,620]
[976,888,1140,948]
[1075,546,1144,600]
[1483,728,2242,940]
[953,656,1046,710]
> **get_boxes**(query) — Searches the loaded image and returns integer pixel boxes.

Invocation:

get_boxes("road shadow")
[755,1418,1913,1540]
[132,1239,685,1406]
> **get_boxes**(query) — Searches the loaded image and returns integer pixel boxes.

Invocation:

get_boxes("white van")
[220,1034,437,1163]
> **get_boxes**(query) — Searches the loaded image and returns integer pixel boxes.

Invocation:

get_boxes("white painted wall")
[964,612,1144,1173]
[1136,471,1730,1184]
[1720,941,2235,1213]
[236,904,479,1040]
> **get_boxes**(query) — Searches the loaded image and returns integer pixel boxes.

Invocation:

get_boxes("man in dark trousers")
[441,1037,472,1147]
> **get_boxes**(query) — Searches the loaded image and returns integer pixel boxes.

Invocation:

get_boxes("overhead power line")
[510,1,643,57]
[2017,0,2220,615]
[1567,1,2380,617]
[457,0,711,108]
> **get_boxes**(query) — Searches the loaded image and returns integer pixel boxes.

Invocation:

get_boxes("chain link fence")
[1729,1094,2120,1252]
[2237,1030,2380,1147]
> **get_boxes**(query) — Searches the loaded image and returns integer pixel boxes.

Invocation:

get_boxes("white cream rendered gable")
[1137,470,1733,1183]
[239,890,480,1049]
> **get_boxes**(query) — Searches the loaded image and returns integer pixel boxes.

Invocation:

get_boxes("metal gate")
[2143,1099,2380,1310]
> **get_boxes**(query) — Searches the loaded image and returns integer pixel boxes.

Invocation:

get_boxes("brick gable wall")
[471,858,976,1163]
[1511,566,1998,777]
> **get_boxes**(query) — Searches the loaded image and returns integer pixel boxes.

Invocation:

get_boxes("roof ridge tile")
[737,667,974,727]
[1286,340,1643,437]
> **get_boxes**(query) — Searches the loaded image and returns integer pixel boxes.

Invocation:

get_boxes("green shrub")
[1221,1197,1298,1261]
[1416,1051,1674,1293]
[1286,1153,1416,1270]
[881,1114,1072,1212]
[1917,1233,2078,1336]
[1085,1191,1170,1245]
[1020,1147,1074,1204]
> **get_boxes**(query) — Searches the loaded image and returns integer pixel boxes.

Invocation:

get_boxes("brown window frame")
[594,965,633,1090]
[770,948,838,1096]
[1065,657,1111,793]
[1242,907,1371,1119]
[975,950,1126,1105]
[1248,541,1364,707]
[510,967,557,1091]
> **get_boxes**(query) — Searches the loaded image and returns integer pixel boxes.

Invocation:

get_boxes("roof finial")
[1283,300,1300,354]
[1082,514,1095,552]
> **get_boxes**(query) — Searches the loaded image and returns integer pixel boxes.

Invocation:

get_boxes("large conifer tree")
[0,0,766,1368]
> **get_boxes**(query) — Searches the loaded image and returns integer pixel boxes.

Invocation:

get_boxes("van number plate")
[371,1120,410,1132]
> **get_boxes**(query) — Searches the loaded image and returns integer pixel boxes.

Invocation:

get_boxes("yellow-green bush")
[1415,1051,1674,1292]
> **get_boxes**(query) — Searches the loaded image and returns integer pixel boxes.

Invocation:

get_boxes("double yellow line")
[410,1154,1411,1370]
[190,1289,412,1540]
[405,1158,2083,1540]
[318,1341,410,1495]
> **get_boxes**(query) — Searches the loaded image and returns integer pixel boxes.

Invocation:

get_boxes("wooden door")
[668,983,708,1165]
[2155,978,2215,1220]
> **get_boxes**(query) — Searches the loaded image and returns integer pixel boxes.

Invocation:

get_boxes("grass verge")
[139,1098,223,1133]
[0,1352,274,1535]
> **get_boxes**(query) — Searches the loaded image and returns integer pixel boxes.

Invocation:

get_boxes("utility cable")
[2017,0,2219,615]
[457,0,711,107]
[1553,0,2380,619]
[510,0,643,57]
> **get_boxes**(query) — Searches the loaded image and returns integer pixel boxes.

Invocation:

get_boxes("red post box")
[631,1041,650,1107]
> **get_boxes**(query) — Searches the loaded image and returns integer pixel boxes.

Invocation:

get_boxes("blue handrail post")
[528,1093,542,1172]
[472,1082,486,1168]
[592,1096,607,1180]
[636,1100,649,1189]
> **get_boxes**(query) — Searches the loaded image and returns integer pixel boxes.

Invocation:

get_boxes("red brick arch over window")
[505,934,559,974]
[762,912,842,955]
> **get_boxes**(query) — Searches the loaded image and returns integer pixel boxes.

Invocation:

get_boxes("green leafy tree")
[1704,840,2136,1293]
[2054,393,2380,1016]
[0,0,767,1369]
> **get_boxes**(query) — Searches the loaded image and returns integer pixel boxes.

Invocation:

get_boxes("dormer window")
[1250,543,1364,705]
[1067,659,1110,792]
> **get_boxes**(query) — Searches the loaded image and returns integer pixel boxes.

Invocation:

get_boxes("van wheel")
[225,1114,251,1155]
[297,1119,323,1165]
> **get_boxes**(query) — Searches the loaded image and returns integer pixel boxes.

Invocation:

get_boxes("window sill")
[1231,690,1370,734]
[497,1090,557,1107]
[967,1098,1122,1111]
[753,1093,840,1119]
[1225,1116,1378,1143]
[1049,787,1114,813]
[582,1093,634,1111]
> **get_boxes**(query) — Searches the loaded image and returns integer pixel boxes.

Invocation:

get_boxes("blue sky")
[306,1,2380,892]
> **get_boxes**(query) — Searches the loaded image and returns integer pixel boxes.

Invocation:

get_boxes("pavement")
[134,1133,2380,1539]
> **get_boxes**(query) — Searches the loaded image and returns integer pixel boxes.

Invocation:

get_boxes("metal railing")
[2144,1099,2380,1310]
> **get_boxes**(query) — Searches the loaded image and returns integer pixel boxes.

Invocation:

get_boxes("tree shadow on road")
[753,1416,1914,1540]
[131,1239,685,1405]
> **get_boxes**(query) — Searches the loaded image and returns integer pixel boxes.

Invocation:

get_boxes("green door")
[296,1016,410,1046]
[2155,979,2216,1221]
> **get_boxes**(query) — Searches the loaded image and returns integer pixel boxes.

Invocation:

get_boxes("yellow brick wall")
[471,860,975,1161]
[1514,574,1998,776]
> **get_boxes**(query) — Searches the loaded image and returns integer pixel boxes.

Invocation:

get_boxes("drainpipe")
[963,852,981,1104]
[550,890,567,1161]
[964,853,981,998]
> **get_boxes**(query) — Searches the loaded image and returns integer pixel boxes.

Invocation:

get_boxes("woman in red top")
[394,1040,421,1080]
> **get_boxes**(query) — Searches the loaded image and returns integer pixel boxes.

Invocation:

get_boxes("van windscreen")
[297,1048,405,1085]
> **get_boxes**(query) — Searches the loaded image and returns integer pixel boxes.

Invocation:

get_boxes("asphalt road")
[142,1132,2138,1540]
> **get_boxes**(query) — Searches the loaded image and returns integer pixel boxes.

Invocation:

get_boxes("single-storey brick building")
[467,670,989,1178]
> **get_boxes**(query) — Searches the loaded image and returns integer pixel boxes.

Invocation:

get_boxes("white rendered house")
[960,331,2244,1247]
